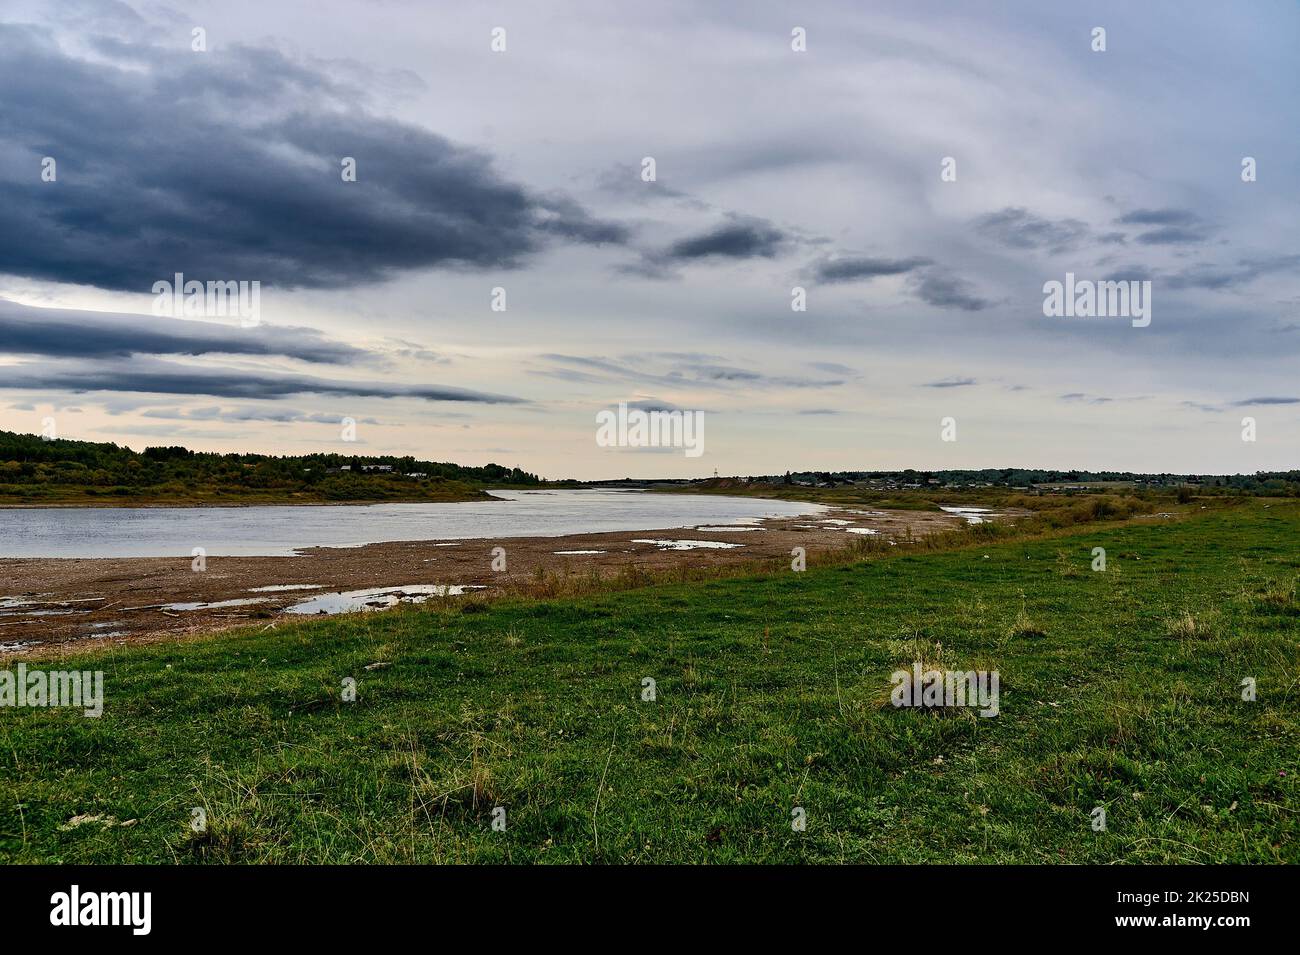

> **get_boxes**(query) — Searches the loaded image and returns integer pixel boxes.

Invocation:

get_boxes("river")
[0,489,826,558]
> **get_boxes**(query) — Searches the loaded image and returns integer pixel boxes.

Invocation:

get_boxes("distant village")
[325,464,426,478]
[590,468,1300,495]
[741,469,1300,493]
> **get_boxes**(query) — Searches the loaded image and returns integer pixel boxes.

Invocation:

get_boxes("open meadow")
[2,498,1295,864]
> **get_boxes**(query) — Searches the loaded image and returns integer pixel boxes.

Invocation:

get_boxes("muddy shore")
[1,507,968,657]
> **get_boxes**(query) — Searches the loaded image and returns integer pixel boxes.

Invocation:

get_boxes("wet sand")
[0,507,967,656]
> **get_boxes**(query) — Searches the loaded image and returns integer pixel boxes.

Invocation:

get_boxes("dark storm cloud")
[811,256,932,283]
[973,207,1091,253]
[0,25,627,292]
[1116,209,1212,246]
[0,299,366,364]
[0,359,525,403]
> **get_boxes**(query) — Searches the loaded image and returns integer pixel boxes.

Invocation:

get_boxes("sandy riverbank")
[0,507,969,656]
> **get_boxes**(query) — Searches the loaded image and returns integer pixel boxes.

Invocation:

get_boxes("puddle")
[845,527,879,535]
[86,620,129,638]
[554,550,606,555]
[631,539,745,551]
[283,584,485,615]
[818,519,853,526]
[939,506,993,524]
[694,526,764,532]
[247,584,324,592]
[0,640,38,652]
[162,598,270,612]
[0,595,104,617]
[433,543,461,547]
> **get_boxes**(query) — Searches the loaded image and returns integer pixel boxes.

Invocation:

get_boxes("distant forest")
[0,430,541,504]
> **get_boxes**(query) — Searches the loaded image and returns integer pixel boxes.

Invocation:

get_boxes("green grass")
[2,502,1297,863]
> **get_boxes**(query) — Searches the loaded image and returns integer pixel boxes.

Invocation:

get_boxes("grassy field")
[665,476,1165,513]
[1,500,1296,863]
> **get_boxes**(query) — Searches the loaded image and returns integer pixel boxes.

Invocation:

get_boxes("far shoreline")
[0,484,695,509]
[0,488,532,509]
[0,496,498,509]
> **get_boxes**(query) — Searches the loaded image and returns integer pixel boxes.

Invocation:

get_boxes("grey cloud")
[617,216,790,278]
[973,207,1090,253]
[812,256,931,284]
[0,298,366,364]
[911,272,990,311]
[810,255,987,310]
[624,398,682,413]
[1134,226,1209,245]
[1060,393,1151,405]
[1230,396,1300,406]
[378,338,447,363]
[139,406,381,425]
[1167,255,1300,291]
[539,353,842,390]
[1117,209,1212,245]
[808,361,857,376]
[1118,209,1202,226]
[594,164,707,209]
[1104,266,1157,283]
[664,216,790,261]
[0,358,525,404]
[921,377,977,388]
[0,26,627,292]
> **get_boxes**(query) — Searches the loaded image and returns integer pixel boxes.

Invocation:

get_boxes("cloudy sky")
[2,0,1297,478]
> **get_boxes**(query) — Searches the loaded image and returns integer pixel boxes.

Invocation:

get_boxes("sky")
[1,0,1297,479]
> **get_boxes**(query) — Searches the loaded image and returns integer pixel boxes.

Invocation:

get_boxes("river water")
[0,489,826,558]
